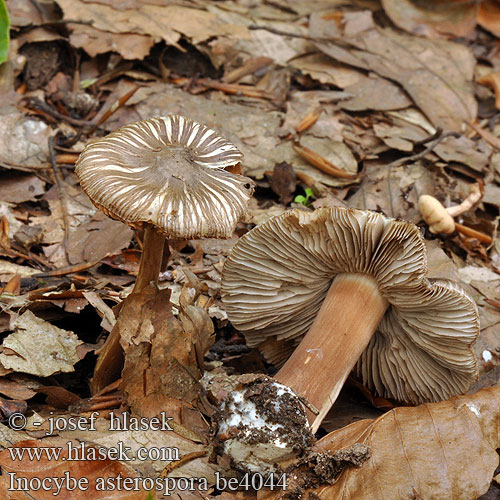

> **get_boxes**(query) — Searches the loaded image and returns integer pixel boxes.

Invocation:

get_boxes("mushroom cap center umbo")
[139,147,205,189]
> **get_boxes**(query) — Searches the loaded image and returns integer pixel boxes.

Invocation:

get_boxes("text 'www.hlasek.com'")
[3,411,287,496]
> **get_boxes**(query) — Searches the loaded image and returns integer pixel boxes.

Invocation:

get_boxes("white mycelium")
[216,381,312,473]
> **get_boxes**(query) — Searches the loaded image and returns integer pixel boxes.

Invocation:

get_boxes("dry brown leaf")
[0,173,45,203]
[347,159,434,221]
[67,211,133,266]
[310,11,477,131]
[381,0,478,38]
[0,378,37,401]
[120,285,210,422]
[341,74,412,112]
[0,311,83,377]
[55,0,247,47]
[0,261,38,281]
[289,53,362,88]
[478,0,500,38]
[262,387,500,500]
[0,438,154,499]
[67,23,154,60]
[433,135,490,172]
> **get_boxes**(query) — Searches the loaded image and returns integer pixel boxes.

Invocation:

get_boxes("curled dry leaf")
[260,386,500,500]
[0,439,153,499]
[0,311,83,377]
[477,70,500,111]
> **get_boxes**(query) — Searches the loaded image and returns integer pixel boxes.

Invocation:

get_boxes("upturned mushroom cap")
[221,207,479,405]
[75,115,254,239]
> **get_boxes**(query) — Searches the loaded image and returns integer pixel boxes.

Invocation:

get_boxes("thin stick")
[88,85,141,135]
[223,57,273,83]
[466,120,500,151]
[455,223,493,244]
[196,78,274,99]
[94,378,123,397]
[56,153,79,165]
[32,254,109,278]
[292,142,358,179]
[27,98,93,127]
[160,451,207,478]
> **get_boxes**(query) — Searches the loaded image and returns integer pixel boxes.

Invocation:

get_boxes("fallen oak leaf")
[0,311,83,377]
[260,386,500,500]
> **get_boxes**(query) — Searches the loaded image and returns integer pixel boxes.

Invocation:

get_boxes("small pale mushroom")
[75,115,254,392]
[220,207,479,439]
[418,195,455,235]
[418,189,492,244]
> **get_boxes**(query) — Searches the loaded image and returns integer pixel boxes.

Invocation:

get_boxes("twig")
[94,378,123,398]
[465,120,500,151]
[196,78,274,100]
[48,137,71,266]
[292,141,359,179]
[386,130,460,217]
[31,253,110,278]
[485,298,500,310]
[56,153,79,165]
[24,98,93,127]
[223,57,273,83]
[160,451,207,478]
[88,85,141,134]
[413,127,443,146]
[285,107,322,141]
[248,25,316,40]
[454,223,493,245]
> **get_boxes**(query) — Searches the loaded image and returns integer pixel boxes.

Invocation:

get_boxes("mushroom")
[221,207,479,434]
[418,189,492,244]
[75,115,254,392]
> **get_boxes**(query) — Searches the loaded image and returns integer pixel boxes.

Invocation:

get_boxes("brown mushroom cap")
[75,115,254,239]
[221,207,479,404]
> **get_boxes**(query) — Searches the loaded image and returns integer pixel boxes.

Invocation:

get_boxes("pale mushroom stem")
[275,273,389,433]
[91,226,167,394]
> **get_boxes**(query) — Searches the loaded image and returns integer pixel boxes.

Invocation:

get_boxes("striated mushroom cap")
[221,207,479,405]
[75,115,254,239]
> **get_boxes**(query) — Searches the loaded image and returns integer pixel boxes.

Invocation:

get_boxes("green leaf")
[0,0,9,64]
[294,188,315,207]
